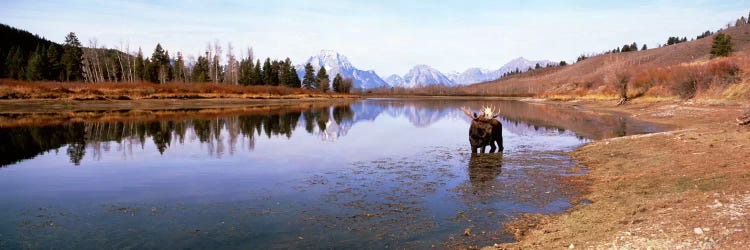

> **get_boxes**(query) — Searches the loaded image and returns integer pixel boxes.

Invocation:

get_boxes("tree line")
[0,24,352,93]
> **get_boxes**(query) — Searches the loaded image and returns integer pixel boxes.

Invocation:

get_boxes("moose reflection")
[461,106,504,154]
[468,153,503,188]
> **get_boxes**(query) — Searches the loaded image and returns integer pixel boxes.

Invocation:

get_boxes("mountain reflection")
[0,99,663,167]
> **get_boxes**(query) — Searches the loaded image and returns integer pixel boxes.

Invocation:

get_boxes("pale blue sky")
[1,0,748,76]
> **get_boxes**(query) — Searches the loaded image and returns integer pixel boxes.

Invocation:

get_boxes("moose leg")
[489,142,497,153]
[481,146,486,154]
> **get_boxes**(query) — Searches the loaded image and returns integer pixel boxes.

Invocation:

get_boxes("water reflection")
[0,99,664,168]
[468,153,504,188]
[0,99,667,249]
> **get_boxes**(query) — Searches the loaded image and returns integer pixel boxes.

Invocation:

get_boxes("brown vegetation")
[0,79,354,100]
[0,100,353,128]
[374,23,750,101]
[486,100,750,249]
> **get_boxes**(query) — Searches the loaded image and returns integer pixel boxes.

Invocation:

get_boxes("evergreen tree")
[254,59,262,85]
[192,54,210,82]
[710,33,733,58]
[46,44,61,81]
[25,45,44,81]
[631,42,638,51]
[641,44,647,51]
[62,32,82,81]
[5,47,25,79]
[238,57,254,86]
[134,48,144,81]
[302,63,315,89]
[278,58,291,87]
[332,73,343,93]
[559,61,567,66]
[173,51,185,82]
[262,58,273,85]
[288,65,301,88]
[150,44,170,83]
[316,66,329,92]
[534,63,541,69]
[144,57,158,83]
[269,59,280,86]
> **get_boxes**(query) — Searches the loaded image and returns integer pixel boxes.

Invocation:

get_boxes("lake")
[0,98,664,249]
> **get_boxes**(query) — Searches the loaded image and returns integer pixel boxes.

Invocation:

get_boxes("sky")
[1,0,749,76]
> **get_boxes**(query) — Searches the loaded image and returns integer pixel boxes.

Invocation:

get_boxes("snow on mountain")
[448,57,555,85]
[392,64,455,88]
[384,74,404,87]
[296,50,389,90]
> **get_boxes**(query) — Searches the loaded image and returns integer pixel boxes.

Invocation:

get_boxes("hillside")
[460,21,750,99]
[0,24,62,79]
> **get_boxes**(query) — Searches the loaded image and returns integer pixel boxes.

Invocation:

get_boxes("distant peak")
[318,49,340,56]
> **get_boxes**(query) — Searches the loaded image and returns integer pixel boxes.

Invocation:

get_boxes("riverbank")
[487,98,750,249]
[0,98,357,128]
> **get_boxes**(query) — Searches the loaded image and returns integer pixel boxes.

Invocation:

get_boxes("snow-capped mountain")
[447,67,500,86]
[384,74,404,87]
[448,57,555,85]
[296,50,389,89]
[391,64,456,88]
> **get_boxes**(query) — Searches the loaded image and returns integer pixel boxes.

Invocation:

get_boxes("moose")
[461,106,503,155]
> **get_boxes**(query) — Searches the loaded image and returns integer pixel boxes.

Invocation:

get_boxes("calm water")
[0,99,664,249]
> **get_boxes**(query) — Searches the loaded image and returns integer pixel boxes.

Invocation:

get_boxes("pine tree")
[6,47,26,79]
[262,58,272,85]
[151,44,170,83]
[278,58,291,87]
[62,32,82,81]
[710,33,733,58]
[25,45,44,81]
[254,59,262,85]
[641,44,647,51]
[173,51,185,82]
[134,48,144,81]
[559,61,567,66]
[192,54,210,82]
[289,65,301,88]
[302,63,315,89]
[238,57,254,86]
[269,59,280,86]
[316,66,329,92]
[332,73,343,93]
[46,44,61,81]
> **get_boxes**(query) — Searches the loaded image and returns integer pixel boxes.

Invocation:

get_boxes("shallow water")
[0,99,664,249]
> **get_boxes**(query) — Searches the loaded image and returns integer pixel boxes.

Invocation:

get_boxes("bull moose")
[461,106,503,154]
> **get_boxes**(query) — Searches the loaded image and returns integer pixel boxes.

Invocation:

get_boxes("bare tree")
[212,40,222,83]
[225,42,238,85]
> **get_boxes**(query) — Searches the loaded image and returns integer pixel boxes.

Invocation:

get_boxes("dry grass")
[0,79,353,100]
[447,23,750,101]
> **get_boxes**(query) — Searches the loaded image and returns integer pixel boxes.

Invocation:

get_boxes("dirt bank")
[487,99,750,249]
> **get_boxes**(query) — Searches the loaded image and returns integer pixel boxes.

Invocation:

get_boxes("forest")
[0,23,351,93]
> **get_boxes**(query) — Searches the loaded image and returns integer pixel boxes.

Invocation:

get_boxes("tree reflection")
[0,105,353,167]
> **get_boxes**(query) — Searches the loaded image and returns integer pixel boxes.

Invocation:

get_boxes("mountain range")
[297,50,553,89]
[295,50,389,90]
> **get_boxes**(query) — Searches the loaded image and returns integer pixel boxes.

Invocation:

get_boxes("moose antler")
[460,106,476,119]
[480,106,501,119]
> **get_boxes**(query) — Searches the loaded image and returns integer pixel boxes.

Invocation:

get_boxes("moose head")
[461,106,504,155]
